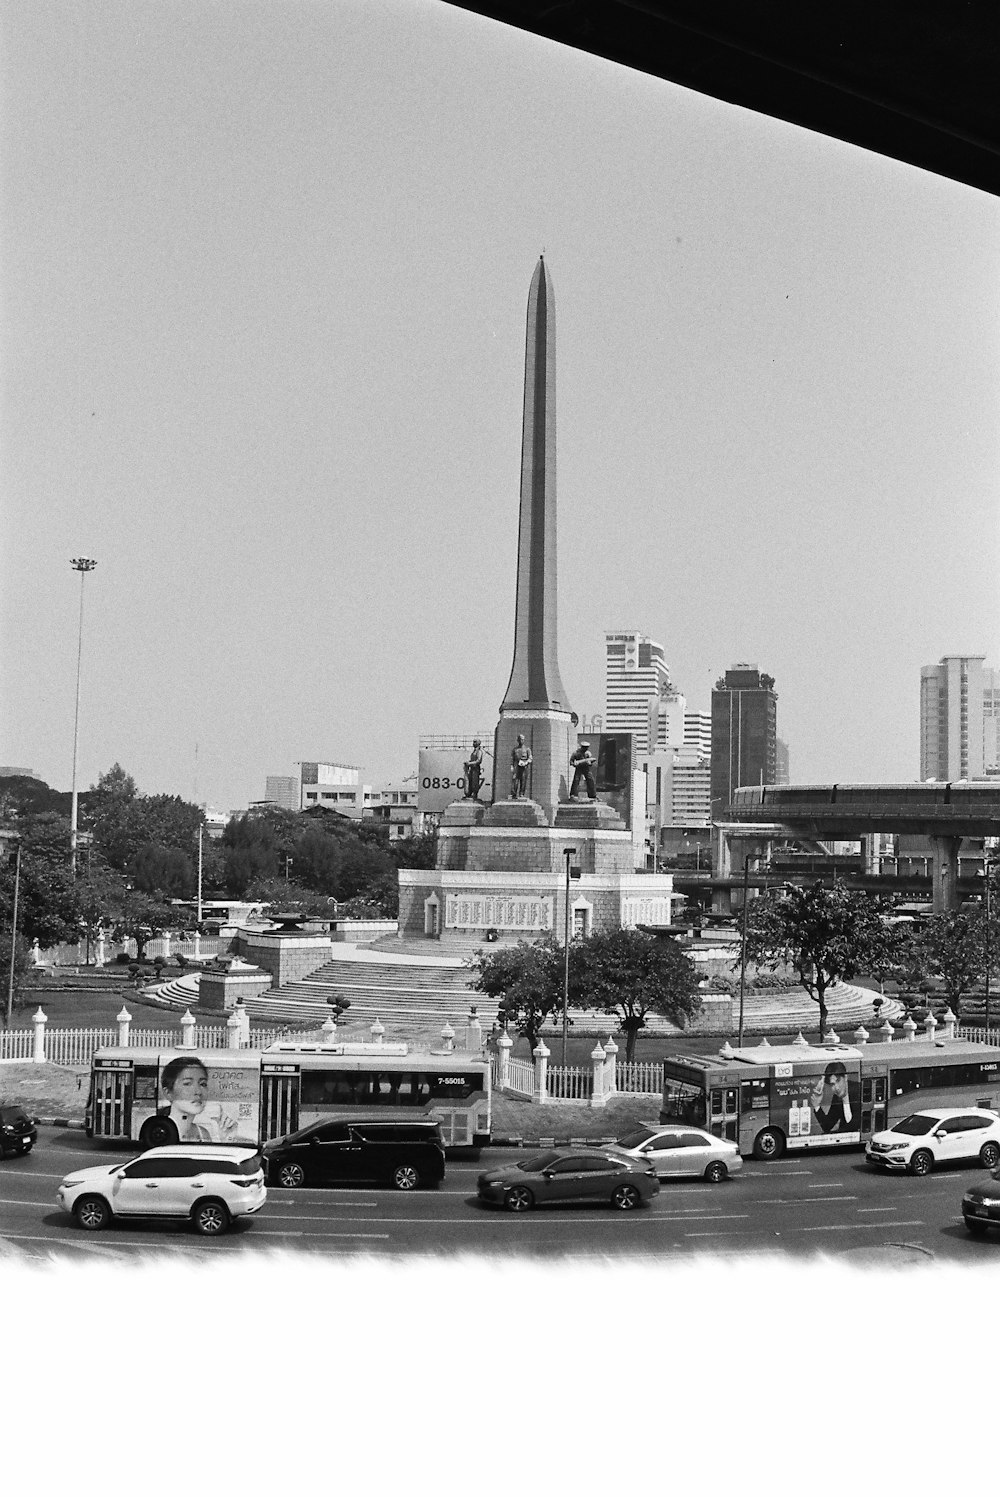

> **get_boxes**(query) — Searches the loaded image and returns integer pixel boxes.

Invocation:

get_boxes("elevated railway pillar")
[930,835,961,914]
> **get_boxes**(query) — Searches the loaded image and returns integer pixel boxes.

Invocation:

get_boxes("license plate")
[974,1205,988,1217]
[21,1137,31,1145]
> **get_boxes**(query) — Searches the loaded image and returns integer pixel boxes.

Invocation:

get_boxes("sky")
[3,0,999,814]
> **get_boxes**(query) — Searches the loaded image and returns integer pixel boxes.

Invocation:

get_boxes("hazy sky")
[3,0,999,813]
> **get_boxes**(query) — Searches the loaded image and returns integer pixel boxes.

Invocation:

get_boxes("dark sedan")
[477,1148,659,1212]
[0,1104,37,1158]
[962,1168,1000,1236]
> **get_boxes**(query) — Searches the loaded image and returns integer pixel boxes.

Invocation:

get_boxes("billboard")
[577,731,635,830]
[131,1054,261,1146]
[768,1057,862,1149]
[418,747,494,813]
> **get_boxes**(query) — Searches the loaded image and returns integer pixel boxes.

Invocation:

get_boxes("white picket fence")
[957,1025,1000,1047]
[615,1060,664,1095]
[547,1065,594,1101]
[503,1056,535,1099]
[0,1022,297,1066]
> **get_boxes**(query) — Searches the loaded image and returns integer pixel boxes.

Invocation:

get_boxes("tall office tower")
[775,738,790,785]
[920,656,988,780]
[605,631,671,752]
[684,712,712,757]
[710,663,778,818]
[648,689,686,751]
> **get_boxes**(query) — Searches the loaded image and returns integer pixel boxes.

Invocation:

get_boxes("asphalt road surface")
[2,1127,999,1266]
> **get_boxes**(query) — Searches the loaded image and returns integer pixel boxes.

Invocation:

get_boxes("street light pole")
[737,852,762,1047]
[194,823,204,961]
[562,846,577,1067]
[69,557,97,876]
[6,839,22,1027]
[985,858,993,1035]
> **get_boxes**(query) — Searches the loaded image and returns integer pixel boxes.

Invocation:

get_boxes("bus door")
[708,1085,739,1143]
[261,1066,300,1142]
[739,1077,770,1156]
[861,1068,888,1138]
[91,1062,133,1139]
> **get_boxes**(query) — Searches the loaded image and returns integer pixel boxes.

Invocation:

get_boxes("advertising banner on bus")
[769,1057,862,1148]
[132,1054,261,1146]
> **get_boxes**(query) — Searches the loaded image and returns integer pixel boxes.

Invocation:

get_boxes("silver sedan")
[607,1124,743,1183]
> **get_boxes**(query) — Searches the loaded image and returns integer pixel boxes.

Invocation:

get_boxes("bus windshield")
[661,1081,707,1128]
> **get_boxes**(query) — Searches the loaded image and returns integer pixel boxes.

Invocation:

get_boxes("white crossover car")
[57,1145,267,1234]
[866,1108,1000,1177]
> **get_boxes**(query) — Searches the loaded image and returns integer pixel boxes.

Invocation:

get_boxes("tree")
[569,928,700,1060]
[111,889,182,962]
[913,909,985,1020]
[742,883,896,1040]
[471,937,564,1054]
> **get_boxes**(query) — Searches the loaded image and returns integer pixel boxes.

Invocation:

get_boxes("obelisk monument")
[492,256,575,821]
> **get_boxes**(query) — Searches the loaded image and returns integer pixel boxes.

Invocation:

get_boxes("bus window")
[397,1075,432,1105]
[134,1066,158,1103]
[661,1081,706,1127]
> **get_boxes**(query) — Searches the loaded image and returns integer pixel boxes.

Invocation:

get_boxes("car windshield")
[892,1114,939,1136]
[616,1128,656,1150]
[519,1151,562,1172]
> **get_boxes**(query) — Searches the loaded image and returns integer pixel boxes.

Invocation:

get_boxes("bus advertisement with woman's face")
[134,1056,260,1145]
[769,1058,862,1146]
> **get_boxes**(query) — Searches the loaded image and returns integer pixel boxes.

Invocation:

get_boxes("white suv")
[866,1108,1000,1177]
[57,1145,267,1235]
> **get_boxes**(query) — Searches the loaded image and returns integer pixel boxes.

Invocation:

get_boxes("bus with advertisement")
[86,1039,492,1153]
[660,1034,1000,1161]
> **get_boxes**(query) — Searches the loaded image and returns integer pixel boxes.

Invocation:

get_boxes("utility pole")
[69,557,97,876]
[6,839,22,1026]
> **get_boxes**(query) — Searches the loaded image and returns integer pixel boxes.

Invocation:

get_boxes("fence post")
[853,1024,868,1046]
[180,1010,197,1049]
[440,1022,455,1053]
[923,1013,938,1042]
[940,1008,956,1040]
[320,1017,337,1044]
[603,1035,618,1098]
[32,1007,47,1063]
[226,1011,241,1050]
[162,931,171,959]
[589,1040,607,1108]
[95,931,107,968]
[532,1039,550,1104]
[371,1018,385,1045]
[117,1006,132,1047]
[902,1016,917,1043]
[496,1029,512,1092]
[467,1008,482,1054]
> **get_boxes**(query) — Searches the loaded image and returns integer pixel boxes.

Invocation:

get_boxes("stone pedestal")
[555,799,625,832]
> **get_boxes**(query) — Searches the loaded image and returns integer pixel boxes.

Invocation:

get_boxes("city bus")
[86,1039,492,1153]
[660,1034,1000,1160]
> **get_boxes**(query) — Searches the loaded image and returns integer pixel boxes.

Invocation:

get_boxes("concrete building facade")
[710,664,778,820]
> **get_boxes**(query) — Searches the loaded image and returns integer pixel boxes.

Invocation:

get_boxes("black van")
[263,1118,446,1191]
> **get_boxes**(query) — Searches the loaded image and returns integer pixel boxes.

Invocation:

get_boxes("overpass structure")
[718,783,1000,912]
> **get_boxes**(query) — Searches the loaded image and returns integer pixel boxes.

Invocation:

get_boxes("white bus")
[86,1039,491,1153]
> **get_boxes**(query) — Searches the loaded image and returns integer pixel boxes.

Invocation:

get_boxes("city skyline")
[3,2,998,814]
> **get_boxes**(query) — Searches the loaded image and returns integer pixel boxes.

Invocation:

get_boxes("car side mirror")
[934,1130,946,1140]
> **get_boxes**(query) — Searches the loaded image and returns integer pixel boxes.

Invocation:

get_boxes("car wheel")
[908,1149,933,1177]
[277,1162,305,1189]
[139,1116,179,1148]
[704,1161,729,1183]
[504,1185,535,1212]
[965,1216,988,1236]
[192,1199,230,1236]
[752,1128,786,1162]
[980,1142,1000,1170]
[74,1195,111,1231]
[391,1164,420,1191]
[611,1184,641,1211]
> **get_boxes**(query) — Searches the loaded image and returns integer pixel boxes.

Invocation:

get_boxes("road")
[2,1127,998,1265]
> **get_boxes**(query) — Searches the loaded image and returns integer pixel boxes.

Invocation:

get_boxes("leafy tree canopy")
[569,927,700,1060]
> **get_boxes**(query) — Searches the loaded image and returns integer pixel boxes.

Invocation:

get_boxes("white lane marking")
[743,1169,812,1177]
[754,1196,857,1206]
[251,1231,391,1240]
[858,1206,898,1214]
[808,1182,848,1189]
[797,1220,924,1233]
[675,1215,750,1226]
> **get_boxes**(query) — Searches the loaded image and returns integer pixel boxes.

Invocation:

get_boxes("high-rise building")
[710,664,778,818]
[684,712,712,758]
[605,631,671,752]
[775,738,790,785]
[920,656,996,780]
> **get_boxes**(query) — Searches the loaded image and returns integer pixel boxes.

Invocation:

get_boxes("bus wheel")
[704,1161,728,1183]
[139,1117,178,1148]
[752,1128,785,1162]
[277,1162,305,1189]
[505,1185,534,1212]
[908,1150,933,1177]
[980,1142,1000,1170]
[391,1164,420,1191]
[192,1199,230,1236]
[74,1195,110,1231]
